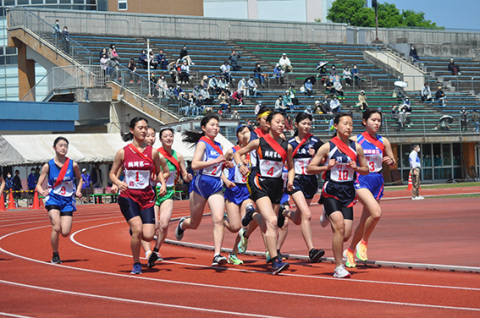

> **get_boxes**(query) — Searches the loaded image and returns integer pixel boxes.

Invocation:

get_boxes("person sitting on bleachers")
[357,90,368,111]
[167,60,180,83]
[218,76,229,94]
[409,45,420,62]
[274,63,285,85]
[224,104,233,119]
[304,79,314,97]
[231,90,244,105]
[127,58,138,83]
[217,91,229,110]
[156,49,168,70]
[173,84,186,100]
[220,61,232,83]
[138,49,148,69]
[247,76,258,97]
[435,86,447,106]
[148,50,158,69]
[329,96,341,114]
[333,75,345,99]
[194,95,205,116]
[399,98,413,127]
[283,90,294,113]
[448,58,461,75]
[330,64,338,77]
[253,62,266,87]
[314,99,331,122]
[208,75,220,96]
[180,60,190,84]
[351,64,362,89]
[179,45,194,66]
[325,75,335,94]
[275,95,288,114]
[279,53,293,73]
[317,63,328,86]
[231,108,240,119]
[393,86,406,101]
[343,67,352,87]
[237,77,248,96]
[228,50,241,71]
[397,109,406,131]
[99,47,107,61]
[421,82,432,102]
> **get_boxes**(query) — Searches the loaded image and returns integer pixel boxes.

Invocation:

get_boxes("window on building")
[118,0,127,10]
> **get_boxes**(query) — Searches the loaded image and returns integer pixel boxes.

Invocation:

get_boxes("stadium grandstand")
[1,3,480,203]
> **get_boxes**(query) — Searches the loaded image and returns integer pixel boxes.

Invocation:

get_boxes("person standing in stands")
[62,26,70,54]
[229,50,241,71]
[409,144,424,200]
[36,137,83,264]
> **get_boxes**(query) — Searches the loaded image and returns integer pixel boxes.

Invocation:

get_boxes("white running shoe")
[333,265,351,278]
[320,208,329,227]
[417,196,425,200]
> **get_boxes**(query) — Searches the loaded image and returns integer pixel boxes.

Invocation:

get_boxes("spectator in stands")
[351,64,362,89]
[313,99,329,118]
[333,75,344,99]
[138,49,148,69]
[148,50,158,69]
[149,73,157,97]
[100,54,108,78]
[168,61,180,83]
[285,114,294,136]
[409,45,420,62]
[253,62,266,87]
[224,104,233,119]
[330,64,337,77]
[472,109,479,133]
[288,84,299,106]
[274,63,285,85]
[156,49,168,70]
[220,61,231,83]
[448,58,461,75]
[279,53,292,73]
[218,91,229,110]
[393,85,406,101]
[397,109,406,131]
[399,98,413,127]
[200,75,209,91]
[99,48,107,61]
[106,58,117,80]
[304,79,314,97]
[247,76,258,97]
[218,76,229,94]
[237,77,248,96]
[357,90,368,111]
[460,107,468,132]
[208,75,220,96]
[157,74,168,98]
[435,86,447,106]
[62,26,70,54]
[52,19,61,37]
[180,60,190,84]
[283,90,294,113]
[231,108,240,119]
[275,96,288,114]
[231,90,244,105]
[27,168,37,193]
[317,63,328,86]
[421,82,432,102]
[329,96,341,114]
[195,95,205,116]
[12,170,22,200]
[173,85,186,100]
[228,50,241,71]
[127,58,138,83]
[254,101,263,115]
[109,44,120,66]
[391,105,398,120]
[434,116,451,131]
[343,67,352,87]
[179,45,194,66]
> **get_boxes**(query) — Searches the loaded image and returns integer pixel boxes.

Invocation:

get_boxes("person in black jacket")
[179,45,194,66]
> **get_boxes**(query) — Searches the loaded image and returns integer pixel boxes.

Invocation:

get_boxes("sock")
[153,247,159,253]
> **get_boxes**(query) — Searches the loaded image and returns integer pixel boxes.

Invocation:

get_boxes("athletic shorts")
[289,174,319,199]
[156,186,175,206]
[192,174,223,198]
[118,196,155,224]
[320,180,356,220]
[323,197,354,221]
[247,174,283,204]
[355,172,384,200]
[280,191,290,206]
[45,193,76,215]
[225,183,250,206]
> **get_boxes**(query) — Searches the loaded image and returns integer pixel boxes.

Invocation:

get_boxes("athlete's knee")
[159,219,169,231]
[265,217,278,231]
[371,207,382,220]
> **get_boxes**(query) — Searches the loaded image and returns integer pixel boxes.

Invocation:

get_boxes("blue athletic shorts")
[225,184,250,206]
[280,191,290,205]
[118,196,155,224]
[320,180,356,209]
[355,172,384,200]
[289,174,319,199]
[192,174,223,198]
[45,193,76,214]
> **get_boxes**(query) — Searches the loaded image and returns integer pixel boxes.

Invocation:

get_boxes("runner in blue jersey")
[175,114,235,266]
[36,137,83,264]
[307,113,369,278]
[344,109,395,268]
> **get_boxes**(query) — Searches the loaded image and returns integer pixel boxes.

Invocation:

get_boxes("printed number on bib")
[125,170,150,189]
[338,170,349,180]
[368,161,375,172]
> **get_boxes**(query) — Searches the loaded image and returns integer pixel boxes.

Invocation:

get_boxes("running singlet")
[158,148,178,187]
[249,127,266,168]
[325,140,357,182]
[288,135,323,175]
[253,136,288,178]
[48,159,75,197]
[227,146,249,184]
[356,133,384,173]
[199,138,223,178]
[121,145,155,205]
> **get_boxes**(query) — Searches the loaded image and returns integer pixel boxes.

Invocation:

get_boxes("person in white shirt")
[409,144,424,200]
[421,83,432,102]
[279,53,292,73]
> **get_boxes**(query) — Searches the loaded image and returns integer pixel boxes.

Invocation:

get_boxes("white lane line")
[0,279,282,318]
[2,221,480,313]
[0,312,33,318]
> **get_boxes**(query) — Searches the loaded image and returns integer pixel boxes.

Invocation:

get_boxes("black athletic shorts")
[247,174,284,204]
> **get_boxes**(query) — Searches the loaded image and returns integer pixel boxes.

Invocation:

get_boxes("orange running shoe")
[356,240,368,261]
[343,249,356,268]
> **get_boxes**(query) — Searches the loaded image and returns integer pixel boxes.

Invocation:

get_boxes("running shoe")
[272,257,290,275]
[343,248,356,268]
[51,252,62,264]
[228,253,244,265]
[131,262,142,274]
[277,204,286,228]
[242,204,255,227]
[356,240,368,261]
[308,248,325,263]
[333,264,351,278]
[277,249,288,260]
[212,254,227,266]
[417,196,425,200]
[320,207,329,227]
[175,217,186,241]
[265,250,271,263]
[266,250,287,263]
[147,251,159,268]
[237,228,249,254]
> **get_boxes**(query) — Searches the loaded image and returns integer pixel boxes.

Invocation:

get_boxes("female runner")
[279,112,326,263]
[307,113,368,278]
[344,109,395,268]
[36,137,83,264]
[234,111,294,274]
[110,117,167,274]
[148,127,192,267]
[175,114,235,266]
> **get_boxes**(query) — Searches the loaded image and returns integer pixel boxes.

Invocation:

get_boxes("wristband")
[236,162,244,168]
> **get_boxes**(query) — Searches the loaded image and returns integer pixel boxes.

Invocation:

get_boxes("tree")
[326,0,441,29]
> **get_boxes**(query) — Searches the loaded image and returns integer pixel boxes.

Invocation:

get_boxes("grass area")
[385,182,480,191]
[427,193,480,199]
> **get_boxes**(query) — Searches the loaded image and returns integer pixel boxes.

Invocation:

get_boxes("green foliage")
[326,0,442,29]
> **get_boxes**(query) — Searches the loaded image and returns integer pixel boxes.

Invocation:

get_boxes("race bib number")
[330,163,354,182]
[294,158,312,175]
[234,166,248,184]
[125,170,150,189]
[202,162,223,177]
[259,160,283,178]
[365,154,383,173]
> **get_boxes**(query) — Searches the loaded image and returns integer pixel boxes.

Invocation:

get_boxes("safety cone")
[0,193,5,211]
[7,191,16,209]
[32,190,40,209]
[407,173,413,190]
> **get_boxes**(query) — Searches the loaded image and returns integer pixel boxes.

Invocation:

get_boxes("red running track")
[0,188,479,317]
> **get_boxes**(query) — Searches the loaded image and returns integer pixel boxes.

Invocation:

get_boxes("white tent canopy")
[0,133,234,166]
